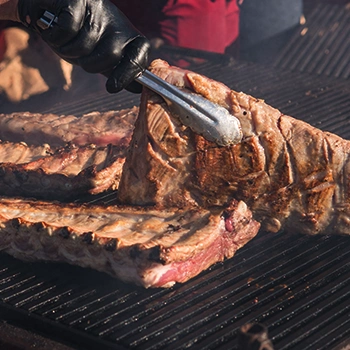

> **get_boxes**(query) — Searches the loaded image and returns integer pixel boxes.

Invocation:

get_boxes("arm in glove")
[17,0,150,93]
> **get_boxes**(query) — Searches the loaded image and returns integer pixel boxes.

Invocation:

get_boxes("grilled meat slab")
[0,198,259,288]
[0,142,126,200]
[0,108,138,200]
[0,108,138,147]
[1,58,348,288]
[119,59,350,235]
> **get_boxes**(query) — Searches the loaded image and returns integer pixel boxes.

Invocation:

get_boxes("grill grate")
[0,231,349,349]
[40,88,141,117]
[273,3,350,79]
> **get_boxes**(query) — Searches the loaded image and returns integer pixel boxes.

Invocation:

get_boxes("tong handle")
[137,70,213,120]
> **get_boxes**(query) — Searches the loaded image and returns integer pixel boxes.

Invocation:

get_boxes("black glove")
[17,0,150,93]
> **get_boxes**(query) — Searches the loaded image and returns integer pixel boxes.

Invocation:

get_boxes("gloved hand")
[17,0,150,93]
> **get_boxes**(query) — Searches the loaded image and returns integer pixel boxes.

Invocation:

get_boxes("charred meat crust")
[119,59,350,236]
[0,107,139,200]
[0,142,127,200]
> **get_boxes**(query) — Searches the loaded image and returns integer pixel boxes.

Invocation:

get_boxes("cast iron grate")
[273,3,350,79]
[0,230,349,350]
[40,87,141,117]
[0,58,350,349]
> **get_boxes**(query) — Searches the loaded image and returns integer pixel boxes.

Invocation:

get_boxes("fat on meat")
[0,108,138,200]
[118,59,350,235]
[0,108,138,147]
[0,198,259,288]
[0,142,127,200]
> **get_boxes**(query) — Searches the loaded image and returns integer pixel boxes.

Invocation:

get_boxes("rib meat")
[2,58,348,288]
[0,198,259,288]
[0,107,138,147]
[118,59,350,235]
[0,108,138,199]
[0,62,263,288]
[0,142,127,200]
[0,141,53,164]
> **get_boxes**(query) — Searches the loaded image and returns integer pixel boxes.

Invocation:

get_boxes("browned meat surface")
[119,59,350,235]
[0,107,139,200]
[2,58,348,288]
[0,198,259,288]
[0,143,126,200]
[0,107,138,147]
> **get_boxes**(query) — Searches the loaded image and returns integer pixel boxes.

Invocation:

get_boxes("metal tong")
[39,11,243,146]
[136,70,242,146]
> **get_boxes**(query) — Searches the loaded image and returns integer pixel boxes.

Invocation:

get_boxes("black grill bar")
[40,88,141,117]
[273,4,350,79]
[1,234,349,349]
[177,237,350,350]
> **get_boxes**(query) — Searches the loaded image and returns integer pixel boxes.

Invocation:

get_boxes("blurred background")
[0,0,349,113]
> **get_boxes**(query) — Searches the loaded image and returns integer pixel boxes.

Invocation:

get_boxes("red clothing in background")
[0,1,239,61]
[113,0,240,54]
[161,0,239,53]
